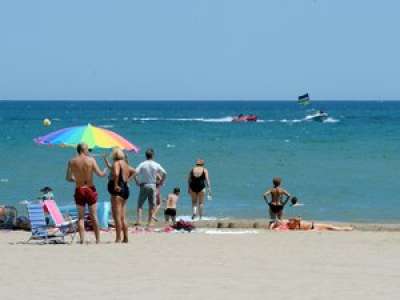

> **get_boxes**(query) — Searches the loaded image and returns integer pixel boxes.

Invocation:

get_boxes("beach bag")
[0,206,17,229]
[173,220,195,232]
[16,216,31,231]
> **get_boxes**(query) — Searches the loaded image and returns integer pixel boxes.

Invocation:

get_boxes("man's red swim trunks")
[74,186,98,206]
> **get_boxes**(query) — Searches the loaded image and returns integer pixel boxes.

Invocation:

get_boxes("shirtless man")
[66,143,106,244]
[263,177,291,222]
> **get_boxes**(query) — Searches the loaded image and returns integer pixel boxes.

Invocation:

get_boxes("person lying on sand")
[270,217,353,231]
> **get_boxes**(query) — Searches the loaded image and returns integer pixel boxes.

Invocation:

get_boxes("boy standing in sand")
[164,187,180,224]
[263,177,291,223]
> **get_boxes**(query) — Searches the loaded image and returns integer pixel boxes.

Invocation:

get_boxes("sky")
[0,0,399,100]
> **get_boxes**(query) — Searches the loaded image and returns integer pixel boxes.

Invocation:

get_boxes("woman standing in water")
[105,148,135,243]
[188,159,211,220]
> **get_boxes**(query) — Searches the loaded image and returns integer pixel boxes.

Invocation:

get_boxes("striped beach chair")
[43,199,78,238]
[26,202,74,244]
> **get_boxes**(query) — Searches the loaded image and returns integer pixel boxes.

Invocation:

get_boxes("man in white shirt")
[135,148,167,226]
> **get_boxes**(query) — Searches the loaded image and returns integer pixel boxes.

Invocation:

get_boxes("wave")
[176,215,227,222]
[0,178,9,183]
[131,116,268,123]
[99,124,114,129]
[279,119,303,123]
[131,117,161,121]
[279,116,340,124]
[323,117,340,123]
[167,117,234,123]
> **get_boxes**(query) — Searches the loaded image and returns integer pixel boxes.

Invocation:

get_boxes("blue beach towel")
[97,202,111,229]
[59,202,111,229]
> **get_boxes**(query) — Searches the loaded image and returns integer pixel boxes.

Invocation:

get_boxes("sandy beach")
[2,229,400,300]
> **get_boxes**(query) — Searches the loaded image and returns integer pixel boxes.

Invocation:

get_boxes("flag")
[298,93,310,105]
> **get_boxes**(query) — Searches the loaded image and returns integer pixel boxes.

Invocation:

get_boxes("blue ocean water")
[0,101,399,222]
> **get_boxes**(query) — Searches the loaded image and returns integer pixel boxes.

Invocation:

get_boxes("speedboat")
[232,114,258,122]
[304,110,329,122]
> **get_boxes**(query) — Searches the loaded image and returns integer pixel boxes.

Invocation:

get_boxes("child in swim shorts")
[164,187,180,224]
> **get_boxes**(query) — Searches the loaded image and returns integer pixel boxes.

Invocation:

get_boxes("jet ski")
[232,114,258,122]
[304,110,329,122]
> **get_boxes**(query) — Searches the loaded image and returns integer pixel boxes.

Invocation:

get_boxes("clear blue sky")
[1,0,399,100]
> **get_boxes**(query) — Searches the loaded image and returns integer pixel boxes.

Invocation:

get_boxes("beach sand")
[1,229,400,300]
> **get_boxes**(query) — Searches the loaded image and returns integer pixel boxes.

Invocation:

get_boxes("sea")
[0,100,398,223]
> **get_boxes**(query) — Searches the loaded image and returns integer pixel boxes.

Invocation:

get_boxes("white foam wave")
[131,116,235,123]
[323,117,340,123]
[279,119,303,123]
[177,215,226,222]
[99,124,114,129]
[124,116,340,124]
[201,117,234,123]
[0,178,9,183]
[166,144,176,148]
[273,116,340,124]
[166,117,234,123]
[132,117,160,121]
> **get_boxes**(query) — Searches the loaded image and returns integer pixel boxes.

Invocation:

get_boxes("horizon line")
[1,99,399,102]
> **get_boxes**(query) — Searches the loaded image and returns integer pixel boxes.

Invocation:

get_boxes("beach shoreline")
[127,218,400,231]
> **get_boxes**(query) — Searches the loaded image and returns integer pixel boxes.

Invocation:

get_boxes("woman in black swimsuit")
[105,148,135,243]
[188,159,211,220]
[263,177,291,222]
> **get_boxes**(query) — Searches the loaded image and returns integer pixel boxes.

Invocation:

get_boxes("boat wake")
[131,116,263,123]
[117,116,339,124]
[322,117,340,123]
[303,115,340,123]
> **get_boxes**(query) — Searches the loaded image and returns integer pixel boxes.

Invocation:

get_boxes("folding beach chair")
[26,202,73,244]
[43,199,78,238]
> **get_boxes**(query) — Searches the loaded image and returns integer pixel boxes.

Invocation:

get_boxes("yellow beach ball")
[43,118,51,127]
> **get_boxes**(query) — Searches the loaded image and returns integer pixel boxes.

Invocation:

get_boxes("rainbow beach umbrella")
[34,124,139,153]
